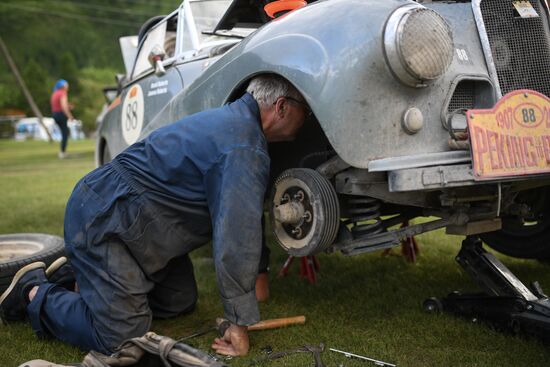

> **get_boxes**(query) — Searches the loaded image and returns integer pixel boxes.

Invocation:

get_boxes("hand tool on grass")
[180,315,306,341]
[330,347,396,367]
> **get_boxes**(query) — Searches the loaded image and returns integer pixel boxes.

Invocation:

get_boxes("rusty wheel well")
[227,73,333,186]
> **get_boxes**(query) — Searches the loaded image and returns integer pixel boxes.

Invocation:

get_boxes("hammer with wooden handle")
[180,316,306,340]
[217,315,306,335]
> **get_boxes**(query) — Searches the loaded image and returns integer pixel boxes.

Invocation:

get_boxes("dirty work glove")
[211,323,249,356]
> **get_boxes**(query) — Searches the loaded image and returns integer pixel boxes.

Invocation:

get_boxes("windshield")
[189,0,233,43]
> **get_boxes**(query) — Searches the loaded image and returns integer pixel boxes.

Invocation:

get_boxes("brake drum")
[269,168,340,256]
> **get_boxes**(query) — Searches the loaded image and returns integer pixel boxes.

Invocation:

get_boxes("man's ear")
[275,98,286,118]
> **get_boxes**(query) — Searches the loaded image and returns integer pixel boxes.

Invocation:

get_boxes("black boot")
[0,262,47,322]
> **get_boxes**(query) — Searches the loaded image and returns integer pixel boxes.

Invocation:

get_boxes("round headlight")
[384,5,454,87]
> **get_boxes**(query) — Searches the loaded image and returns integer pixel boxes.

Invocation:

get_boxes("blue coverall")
[27,93,270,353]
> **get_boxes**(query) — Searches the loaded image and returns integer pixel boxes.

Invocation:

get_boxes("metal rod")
[330,348,396,367]
[338,214,467,254]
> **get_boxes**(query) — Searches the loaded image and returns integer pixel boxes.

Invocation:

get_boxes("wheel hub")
[275,187,314,240]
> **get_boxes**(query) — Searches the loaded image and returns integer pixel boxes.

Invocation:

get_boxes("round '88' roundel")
[121,85,144,145]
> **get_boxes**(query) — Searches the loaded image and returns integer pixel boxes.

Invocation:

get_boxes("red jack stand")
[382,220,420,262]
[278,255,320,284]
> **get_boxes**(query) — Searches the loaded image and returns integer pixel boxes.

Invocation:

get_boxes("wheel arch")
[220,33,330,110]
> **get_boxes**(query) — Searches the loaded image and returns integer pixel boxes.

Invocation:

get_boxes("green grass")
[1,139,550,366]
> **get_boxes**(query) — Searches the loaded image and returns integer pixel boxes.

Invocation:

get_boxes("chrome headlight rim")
[384,4,454,88]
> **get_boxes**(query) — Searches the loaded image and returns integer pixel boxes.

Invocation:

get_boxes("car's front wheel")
[481,187,550,260]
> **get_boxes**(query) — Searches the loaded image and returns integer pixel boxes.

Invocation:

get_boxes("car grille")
[448,81,475,113]
[479,0,550,98]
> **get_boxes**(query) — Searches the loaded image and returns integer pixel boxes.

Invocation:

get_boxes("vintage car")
[96,0,550,261]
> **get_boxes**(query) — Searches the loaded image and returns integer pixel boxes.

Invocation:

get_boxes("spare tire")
[0,234,65,293]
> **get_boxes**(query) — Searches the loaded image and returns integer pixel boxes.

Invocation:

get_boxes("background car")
[15,117,85,142]
[96,0,550,261]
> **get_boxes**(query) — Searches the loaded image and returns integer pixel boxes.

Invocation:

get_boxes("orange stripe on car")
[108,96,122,111]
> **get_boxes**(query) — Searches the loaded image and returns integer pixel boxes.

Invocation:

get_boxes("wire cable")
[20,0,157,17]
[0,2,144,27]
[54,0,180,8]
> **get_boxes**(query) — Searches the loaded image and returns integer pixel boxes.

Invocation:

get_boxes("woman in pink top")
[50,79,75,158]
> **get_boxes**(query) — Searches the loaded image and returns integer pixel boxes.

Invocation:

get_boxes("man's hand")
[211,323,249,356]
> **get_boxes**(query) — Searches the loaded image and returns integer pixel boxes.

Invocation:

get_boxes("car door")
[114,10,184,153]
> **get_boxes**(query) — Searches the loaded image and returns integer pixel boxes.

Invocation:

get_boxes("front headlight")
[384,5,454,87]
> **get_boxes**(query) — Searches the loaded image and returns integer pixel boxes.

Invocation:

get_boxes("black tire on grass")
[0,233,65,293]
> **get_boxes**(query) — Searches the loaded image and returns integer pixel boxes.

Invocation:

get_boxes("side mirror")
[115,74,126,94]
[148,45,166,77]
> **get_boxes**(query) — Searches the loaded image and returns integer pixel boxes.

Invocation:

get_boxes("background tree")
[59,52,80,94]
[17,59,52,116]
[0,0,179,133]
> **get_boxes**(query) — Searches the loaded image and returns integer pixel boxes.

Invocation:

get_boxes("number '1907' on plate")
[467,89,550,180]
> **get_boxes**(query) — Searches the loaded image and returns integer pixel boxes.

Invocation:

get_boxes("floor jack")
[424,236,550,342]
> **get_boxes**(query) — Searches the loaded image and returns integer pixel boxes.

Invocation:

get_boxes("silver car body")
[97,0,550,258]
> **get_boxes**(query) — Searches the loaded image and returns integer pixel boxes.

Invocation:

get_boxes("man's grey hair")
[246,75,303,108]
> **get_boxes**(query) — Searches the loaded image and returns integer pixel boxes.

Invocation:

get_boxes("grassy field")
[1,139,550,366]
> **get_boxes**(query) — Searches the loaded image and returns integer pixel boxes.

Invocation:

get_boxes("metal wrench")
[330,347,396,367]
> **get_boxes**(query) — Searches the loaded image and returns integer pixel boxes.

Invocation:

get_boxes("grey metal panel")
[368,150,471,172]
[388,164,477,192]
[335,168,433,207]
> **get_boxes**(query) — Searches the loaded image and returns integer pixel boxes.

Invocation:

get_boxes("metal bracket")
[389,164,476,192]
[334,213,469,256]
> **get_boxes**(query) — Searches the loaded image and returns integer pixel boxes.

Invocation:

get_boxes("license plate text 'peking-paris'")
[467,90,550,181]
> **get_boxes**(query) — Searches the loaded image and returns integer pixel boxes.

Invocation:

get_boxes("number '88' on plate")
[121,85,144,145]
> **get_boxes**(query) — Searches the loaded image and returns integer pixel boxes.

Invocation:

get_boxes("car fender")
[231,33,330,102]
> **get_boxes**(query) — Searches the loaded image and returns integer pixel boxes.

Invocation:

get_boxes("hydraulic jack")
[424,236,550,342]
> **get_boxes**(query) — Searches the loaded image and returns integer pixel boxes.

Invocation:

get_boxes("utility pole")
[0,35,53,141]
